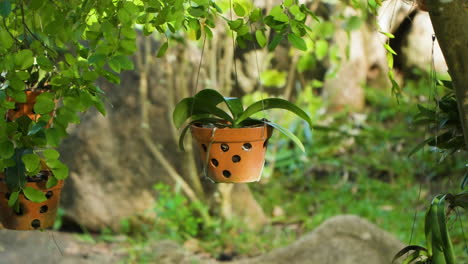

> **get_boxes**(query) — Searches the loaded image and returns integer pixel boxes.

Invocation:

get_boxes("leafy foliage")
[409,81,465,158]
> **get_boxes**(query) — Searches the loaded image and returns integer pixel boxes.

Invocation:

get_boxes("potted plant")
[173,89,312,183]
[0,64,69,230]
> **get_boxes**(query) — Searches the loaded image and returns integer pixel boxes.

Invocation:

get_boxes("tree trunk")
[427,0,468,146]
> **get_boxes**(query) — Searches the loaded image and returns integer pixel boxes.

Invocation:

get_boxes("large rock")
[0,229,121,264]
[236,215,405,264]
[401,12,448,74]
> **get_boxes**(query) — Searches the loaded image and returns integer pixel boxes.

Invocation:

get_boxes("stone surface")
[401,12,448,74]
[0,215,405,264]
[0,230,122,264]
[235,215,405,264]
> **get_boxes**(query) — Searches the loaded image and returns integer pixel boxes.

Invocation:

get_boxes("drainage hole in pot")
[211,159,219,167]
[31,219,41,229]
[222,170,231,178]
[232,155,241,163]
[201,144,207,152]
[45,191,53,199]
[221,144,229,152]
[4,193,10,200]
[242,143,252,151]
[40,205,48,213]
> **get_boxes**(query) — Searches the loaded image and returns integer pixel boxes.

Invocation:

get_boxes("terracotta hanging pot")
[6,90,55,125]
[0,172,64,230]
[191,124,273,183]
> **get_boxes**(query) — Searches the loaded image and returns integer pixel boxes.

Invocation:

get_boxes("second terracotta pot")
[0,173,64,230]
[191,124,273,183]
[6,90,54,125]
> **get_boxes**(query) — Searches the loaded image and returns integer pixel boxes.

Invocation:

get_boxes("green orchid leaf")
[436,196,456,264]
[173,98,195,128]
[392,245,428,264]
[265,121,305,152]
[23,186,47,203]
[173,90,233,129]
[237,98,312,127]
[224,97,243,119]
[178,117,225,151]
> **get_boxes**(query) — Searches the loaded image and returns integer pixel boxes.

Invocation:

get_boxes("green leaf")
[250,8,262,22]
[236,98,312,127]
[46,175,58,189]
[462,171,468,190]
[0,140,14,158]
[268,34,283,51]
[392,246,428,264]
[22,153,40,173]
[157,42,168,57]
[233,2,245,17]
[15,49,34,70]
[283,0,294,7]
[289,5,305,21]
[0,0,11,17]
[265,121,305,152]
[116,55,134,70]
[172,90,234,128]
[5,149,27,191]
[436,197,456,264]
[23,186,47,203]
[51,164,68,180]
[7,191,19,207]
[270,6,289,22]
[34,93,55,115]
[108,56,121,72]
[178,117,224,151]
[315,39,328,60]
[384,43,397,55]
[255,30,267,48]
[287,33,307,51]
[224,97,243,119]
[43,149,60,160]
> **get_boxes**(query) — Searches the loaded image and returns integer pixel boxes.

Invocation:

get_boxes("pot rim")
[190,123,273,143]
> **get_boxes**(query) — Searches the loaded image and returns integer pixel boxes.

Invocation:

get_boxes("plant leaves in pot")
[173,89,312,183]
[0,148,67,230]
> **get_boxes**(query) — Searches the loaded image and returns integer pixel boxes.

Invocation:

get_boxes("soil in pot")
[191,124,273,183]
[6,90,55,124]
[0,171,64,230]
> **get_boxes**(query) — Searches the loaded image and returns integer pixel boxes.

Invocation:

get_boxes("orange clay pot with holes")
[6,90,55,126]
[191,124,273,183]
[0,172,64,230]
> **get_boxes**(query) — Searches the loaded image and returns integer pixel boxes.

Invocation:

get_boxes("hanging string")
[249,24,267,121]
[229,0,240,90]
[192,33,207,96]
